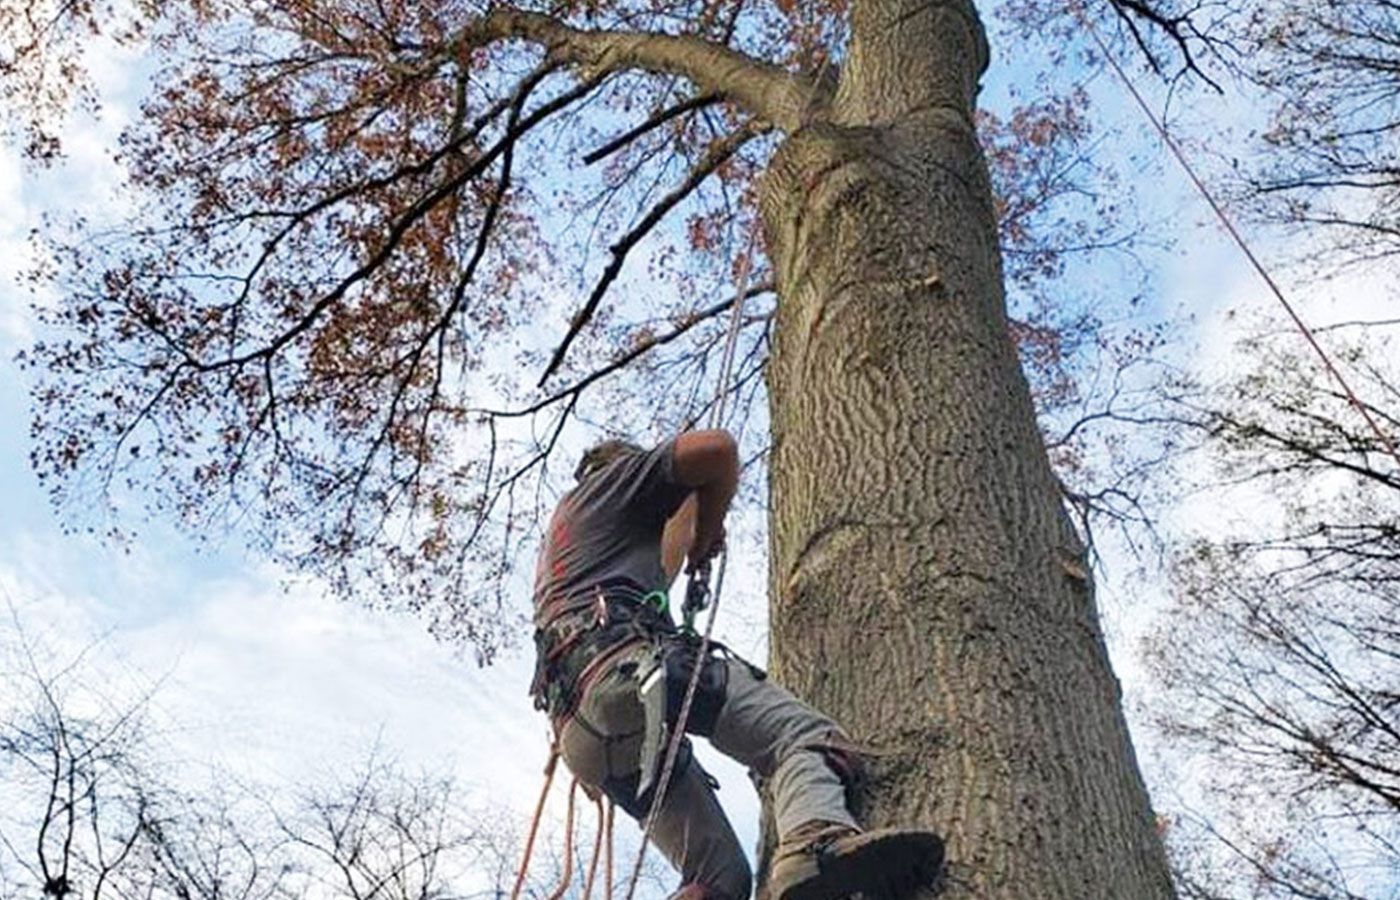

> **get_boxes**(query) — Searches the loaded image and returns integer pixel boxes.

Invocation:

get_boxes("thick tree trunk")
[757,1,1175,896]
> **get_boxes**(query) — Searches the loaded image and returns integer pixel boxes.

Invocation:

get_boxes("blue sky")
[1,9,1392,897]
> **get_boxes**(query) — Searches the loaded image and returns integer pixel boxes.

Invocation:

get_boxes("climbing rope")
[1072,0,1400,471]
[509,742,560,900]
[546,780,579,900]
[624,230,762,900]
[605,799,616,900]
[581,794,605,900]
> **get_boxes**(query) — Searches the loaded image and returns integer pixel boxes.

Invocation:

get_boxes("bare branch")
[539,119,771,385]
[583,92,720,165]
[480,280,773,420]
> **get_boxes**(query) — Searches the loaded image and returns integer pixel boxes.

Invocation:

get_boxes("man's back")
[532,440,689,625]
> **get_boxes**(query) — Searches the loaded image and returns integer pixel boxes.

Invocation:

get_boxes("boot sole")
[775,829,946,900]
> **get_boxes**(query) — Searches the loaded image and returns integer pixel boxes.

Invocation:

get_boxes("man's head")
[575,438,644,482]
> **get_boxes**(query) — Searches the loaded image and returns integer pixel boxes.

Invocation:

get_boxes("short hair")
[575,439,644,481]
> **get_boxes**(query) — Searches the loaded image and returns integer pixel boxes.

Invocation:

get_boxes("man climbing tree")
[12,1,1198,896]
[531,430,943,900]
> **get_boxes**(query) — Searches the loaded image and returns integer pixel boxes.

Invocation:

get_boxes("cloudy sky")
[0,11,1388,898]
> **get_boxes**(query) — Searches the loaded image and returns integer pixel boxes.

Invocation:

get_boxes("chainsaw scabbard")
[636,657,671,801]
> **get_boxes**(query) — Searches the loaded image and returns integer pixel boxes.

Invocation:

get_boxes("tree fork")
[759,0,1175,896]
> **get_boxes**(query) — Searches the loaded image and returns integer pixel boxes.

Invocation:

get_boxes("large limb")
[463,9,822,132]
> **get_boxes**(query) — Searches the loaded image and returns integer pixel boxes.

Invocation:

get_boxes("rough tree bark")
[761,1,1174,896]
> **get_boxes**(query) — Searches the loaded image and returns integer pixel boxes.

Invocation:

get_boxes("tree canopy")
[10,0,1190,655]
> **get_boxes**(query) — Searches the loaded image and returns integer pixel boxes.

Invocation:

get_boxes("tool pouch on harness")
[530,591,674,721]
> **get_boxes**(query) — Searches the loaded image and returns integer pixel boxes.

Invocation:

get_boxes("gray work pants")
[558,643,857,900]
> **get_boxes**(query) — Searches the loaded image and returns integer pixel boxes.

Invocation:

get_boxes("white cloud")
[0,539,766,876]
[0,17,146,356]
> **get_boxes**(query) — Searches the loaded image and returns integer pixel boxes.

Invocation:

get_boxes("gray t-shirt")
[533,440,692,625]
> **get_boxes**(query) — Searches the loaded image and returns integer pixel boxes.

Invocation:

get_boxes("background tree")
[0,615,160,899]
[137,788,290,900]
[5,0,1225,896]
[1224,0,1400,275]
[1145,323,1400,899]
[0,613,569,900]
[270,753,518,900]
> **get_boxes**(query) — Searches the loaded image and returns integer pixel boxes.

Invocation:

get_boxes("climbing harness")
[530,581,669,720]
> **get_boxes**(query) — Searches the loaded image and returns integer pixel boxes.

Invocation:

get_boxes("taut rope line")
[1072,0,1400,471]
[624,228,763,900]
[510,741,560,900]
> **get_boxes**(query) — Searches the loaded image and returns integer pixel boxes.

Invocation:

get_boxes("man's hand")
[687,522,725,573]
[672,429,738,573]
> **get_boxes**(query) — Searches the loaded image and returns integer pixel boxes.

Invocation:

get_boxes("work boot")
[769,821,945,900]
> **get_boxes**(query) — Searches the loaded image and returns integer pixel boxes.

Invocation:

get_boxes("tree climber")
[529,429,945,900]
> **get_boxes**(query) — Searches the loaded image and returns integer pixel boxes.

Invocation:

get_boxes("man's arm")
[670,429,739,571]
[660,494,697,583]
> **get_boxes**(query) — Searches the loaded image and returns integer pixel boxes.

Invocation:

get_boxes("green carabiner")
[640,589,670,616]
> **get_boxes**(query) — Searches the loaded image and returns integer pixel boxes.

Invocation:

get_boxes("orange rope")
[510,742,560,900]
[581,794,605,900]
[547,780,579,900]
[605,801,616,900]
[1072,0,1400,471]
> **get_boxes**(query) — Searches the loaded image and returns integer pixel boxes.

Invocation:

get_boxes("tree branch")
[184,68,601,376]
[462,9,818,130]
[1105,0,1225,90]
[478,280,773,420]
[583,92,720,165]
[538,119,771,386]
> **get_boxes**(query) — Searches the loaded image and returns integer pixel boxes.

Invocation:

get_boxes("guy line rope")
[1072,0,1400,472]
